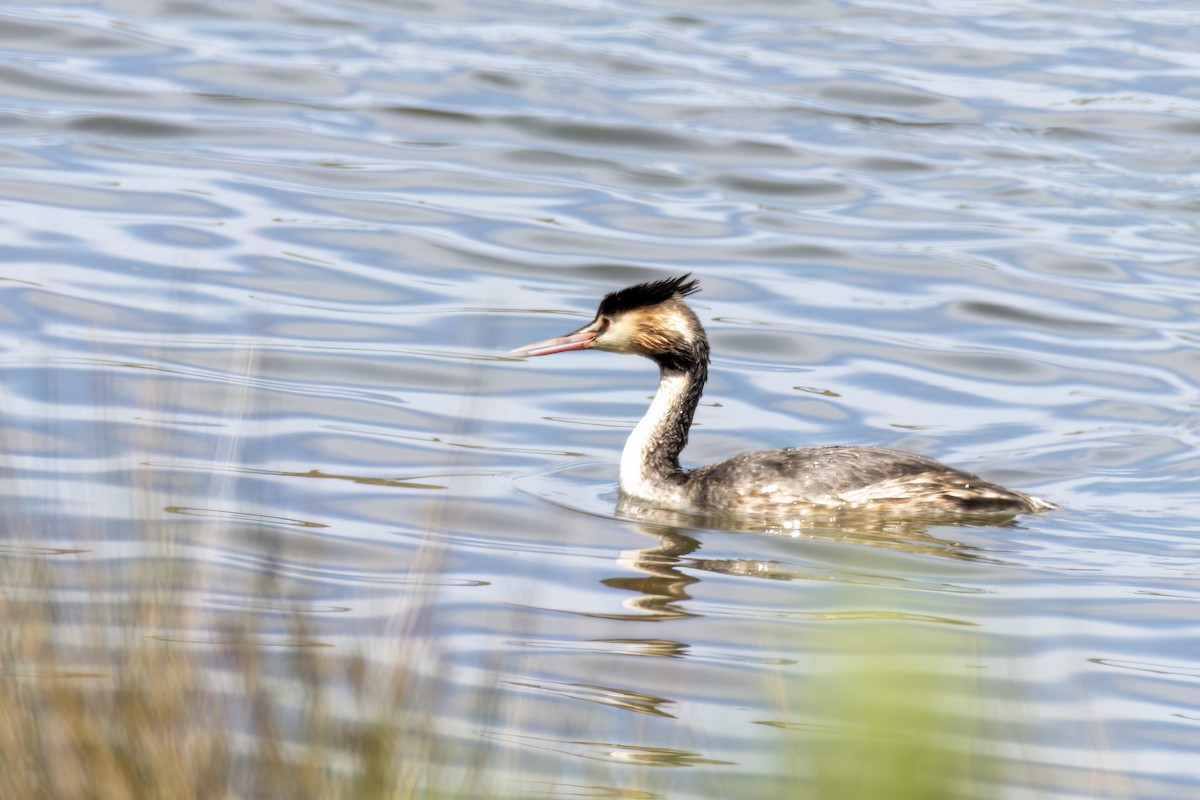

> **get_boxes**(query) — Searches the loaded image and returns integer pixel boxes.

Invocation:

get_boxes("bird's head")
[509,274,708,371]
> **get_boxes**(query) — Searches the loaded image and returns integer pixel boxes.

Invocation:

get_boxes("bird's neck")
[619,359,707,505]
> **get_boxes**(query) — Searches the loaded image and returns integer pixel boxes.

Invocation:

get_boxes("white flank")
[838,476,925,505]
[1026,495,1057,512]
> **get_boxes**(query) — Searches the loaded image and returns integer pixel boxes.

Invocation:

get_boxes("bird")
[509,274,1054,519]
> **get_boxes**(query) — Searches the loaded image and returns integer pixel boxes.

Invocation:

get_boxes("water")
[2,0,1198,797]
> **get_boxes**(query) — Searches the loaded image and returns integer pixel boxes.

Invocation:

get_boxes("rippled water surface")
[3,0,1199,797]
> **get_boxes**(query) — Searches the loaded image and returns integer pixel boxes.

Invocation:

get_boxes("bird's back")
[684,445,1050,516]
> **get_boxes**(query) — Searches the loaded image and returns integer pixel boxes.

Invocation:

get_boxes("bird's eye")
[599,316,612,331]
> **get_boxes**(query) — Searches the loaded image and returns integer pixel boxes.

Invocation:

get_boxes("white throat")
[619,370,693,505]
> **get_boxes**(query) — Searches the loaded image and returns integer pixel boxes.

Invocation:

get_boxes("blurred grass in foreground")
[0,519,473,800]
[1,538,1013,800]
[769,621,1005,800]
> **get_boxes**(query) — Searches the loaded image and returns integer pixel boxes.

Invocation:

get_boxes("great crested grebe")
[510,275,1054,518]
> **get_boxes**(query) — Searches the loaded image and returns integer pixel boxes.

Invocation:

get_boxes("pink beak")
[508,327,597,358]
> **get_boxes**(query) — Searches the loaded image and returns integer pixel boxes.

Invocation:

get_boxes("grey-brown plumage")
[510,274,1054,519]
[686,445,1048,515]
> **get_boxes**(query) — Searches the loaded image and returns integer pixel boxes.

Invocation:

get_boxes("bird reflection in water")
[600,496,1021,620]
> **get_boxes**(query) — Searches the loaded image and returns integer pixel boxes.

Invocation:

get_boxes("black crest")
[597,274,700,317]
